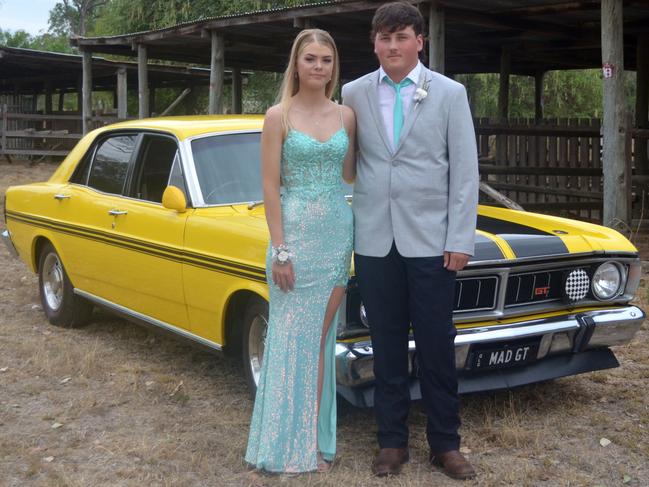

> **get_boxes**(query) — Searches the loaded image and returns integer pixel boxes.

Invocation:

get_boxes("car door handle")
[108,209,128,216]
[53,194,71,200]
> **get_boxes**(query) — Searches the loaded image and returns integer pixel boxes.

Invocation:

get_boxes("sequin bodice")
[281,128,348,199]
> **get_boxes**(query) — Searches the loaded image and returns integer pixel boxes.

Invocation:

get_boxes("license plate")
[470,341,539,370]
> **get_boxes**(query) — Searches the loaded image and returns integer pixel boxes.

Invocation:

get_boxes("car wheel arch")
[33,235,54,273]
[223,289,266,356]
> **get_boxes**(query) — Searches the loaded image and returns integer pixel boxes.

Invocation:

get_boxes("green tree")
[48,0,108,36]
[0,28,72,53]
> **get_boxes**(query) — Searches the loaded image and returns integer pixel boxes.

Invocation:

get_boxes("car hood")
[474,205,637,263]
[242,204,637,264]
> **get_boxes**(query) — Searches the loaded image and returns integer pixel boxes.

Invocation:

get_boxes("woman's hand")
[272,261,295,292]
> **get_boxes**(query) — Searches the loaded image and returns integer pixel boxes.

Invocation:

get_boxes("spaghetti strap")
[338,105,344,129]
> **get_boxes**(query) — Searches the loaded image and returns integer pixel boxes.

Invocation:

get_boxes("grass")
[1,160,648,486]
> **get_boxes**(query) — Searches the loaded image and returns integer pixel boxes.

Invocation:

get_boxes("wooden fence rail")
[475,118,648,223]
[0,104,121,161]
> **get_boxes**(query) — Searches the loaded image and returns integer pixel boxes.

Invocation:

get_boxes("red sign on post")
[602,63,615,79]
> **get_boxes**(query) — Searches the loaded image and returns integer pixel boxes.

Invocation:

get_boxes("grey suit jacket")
[342,66,479,258]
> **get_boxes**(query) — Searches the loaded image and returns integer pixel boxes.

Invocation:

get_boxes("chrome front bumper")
[1,229,19,259]
[335,305,645,390]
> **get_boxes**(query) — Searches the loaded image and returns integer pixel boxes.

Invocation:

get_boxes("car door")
[107,133,190,330]
[52,132,141,300]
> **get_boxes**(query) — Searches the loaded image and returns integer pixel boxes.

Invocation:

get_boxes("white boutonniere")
[413,78,430,108]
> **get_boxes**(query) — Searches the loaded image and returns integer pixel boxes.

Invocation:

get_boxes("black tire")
[38,242,93,327]
[240,296,269,397]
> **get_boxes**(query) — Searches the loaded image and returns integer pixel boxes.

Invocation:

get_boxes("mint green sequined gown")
[245,125,353,473]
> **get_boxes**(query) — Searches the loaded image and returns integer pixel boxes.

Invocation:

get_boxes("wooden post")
[138,44,149,118]
[117,67,128,119]
[535,71,545,123]
[601,0,629,226]
[81,48,93,135]
[428,1,445,74]
[498,48,511,123]
[232,67,242,114]
[208,31,225,114]
[44,81,52,115]
[636,34,649,175]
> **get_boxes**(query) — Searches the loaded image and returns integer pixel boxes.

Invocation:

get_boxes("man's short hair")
[370,2,425,40]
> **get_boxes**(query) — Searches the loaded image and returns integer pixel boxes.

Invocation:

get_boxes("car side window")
[86,135,138,195]
[129,135,179,203]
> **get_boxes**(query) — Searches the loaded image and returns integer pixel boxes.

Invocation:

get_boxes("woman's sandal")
[317,453,333,473]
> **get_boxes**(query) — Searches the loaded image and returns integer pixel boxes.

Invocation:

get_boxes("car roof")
[98,115,264,140]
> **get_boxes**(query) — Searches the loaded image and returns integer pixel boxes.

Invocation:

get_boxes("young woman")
[245,29,356,473]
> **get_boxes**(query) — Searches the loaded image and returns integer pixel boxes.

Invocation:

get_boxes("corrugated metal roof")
[75,0,355,40]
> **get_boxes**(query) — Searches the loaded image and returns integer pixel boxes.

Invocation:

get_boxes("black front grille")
[505,269,569,307]
[454,276,499,312]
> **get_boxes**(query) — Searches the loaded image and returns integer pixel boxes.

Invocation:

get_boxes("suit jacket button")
[392,160,398,166]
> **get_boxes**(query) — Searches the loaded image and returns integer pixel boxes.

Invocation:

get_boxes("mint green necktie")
[384,76,413,146]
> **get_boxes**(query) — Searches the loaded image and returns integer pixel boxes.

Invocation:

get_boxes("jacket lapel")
[364,71,392,154]
[395,68,431,154]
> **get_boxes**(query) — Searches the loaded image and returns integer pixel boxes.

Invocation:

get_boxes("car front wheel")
[241,296,268,396]
[38,242,93,327]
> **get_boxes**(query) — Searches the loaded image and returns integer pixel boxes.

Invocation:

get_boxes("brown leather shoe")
[372,448,409,476]
[430,450,476,480]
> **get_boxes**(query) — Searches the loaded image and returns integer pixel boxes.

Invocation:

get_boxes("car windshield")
[191,131,353,205]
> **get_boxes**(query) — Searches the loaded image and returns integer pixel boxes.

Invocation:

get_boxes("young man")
[341,2,478,480]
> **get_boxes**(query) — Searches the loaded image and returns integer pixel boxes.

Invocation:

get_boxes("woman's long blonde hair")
[278,29,340,135]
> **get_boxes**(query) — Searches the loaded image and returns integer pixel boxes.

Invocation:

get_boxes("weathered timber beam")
[601,0,630,226]
[116,67,127,119]
[137,44,149,118]
[71,1,411,47]
[208,31,225,115]
[160,88,191,116]
[81,48,92,135]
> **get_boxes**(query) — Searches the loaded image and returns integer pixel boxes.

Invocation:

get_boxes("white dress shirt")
[378,61,422,150]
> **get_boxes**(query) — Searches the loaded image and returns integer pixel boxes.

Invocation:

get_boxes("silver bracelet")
[271,244,293,265]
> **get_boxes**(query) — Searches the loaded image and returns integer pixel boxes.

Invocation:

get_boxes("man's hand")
[443,251,470,271]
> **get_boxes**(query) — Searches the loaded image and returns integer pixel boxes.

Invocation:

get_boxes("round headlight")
[359,302,369,328]
[591,262,622,300]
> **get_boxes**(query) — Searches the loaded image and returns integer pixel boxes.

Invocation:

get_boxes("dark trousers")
[355,242,461,453]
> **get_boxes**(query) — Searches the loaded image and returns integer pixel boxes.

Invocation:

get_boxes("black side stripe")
[477,215,569,258]
[6,211,267,283]
[7,210,264,275]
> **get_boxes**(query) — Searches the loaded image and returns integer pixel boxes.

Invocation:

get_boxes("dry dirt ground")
[1,160,648,487]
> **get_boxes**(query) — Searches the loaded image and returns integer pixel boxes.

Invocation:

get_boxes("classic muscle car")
[3,116,644,407]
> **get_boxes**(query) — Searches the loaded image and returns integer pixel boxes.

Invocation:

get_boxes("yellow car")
[3,116,644,407]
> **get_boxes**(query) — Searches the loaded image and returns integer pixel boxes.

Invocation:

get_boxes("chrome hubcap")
[248,314,268,387]
[42,253,64,311]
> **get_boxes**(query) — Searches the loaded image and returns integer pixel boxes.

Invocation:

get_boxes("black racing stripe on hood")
[472,233,506,261]
[477,215,569,258]
[477,215,554,236]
